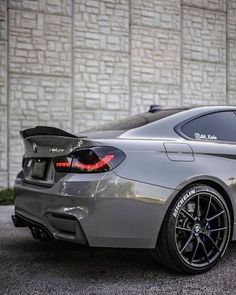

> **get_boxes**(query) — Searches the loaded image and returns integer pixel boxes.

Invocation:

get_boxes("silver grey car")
[12,106,236,274]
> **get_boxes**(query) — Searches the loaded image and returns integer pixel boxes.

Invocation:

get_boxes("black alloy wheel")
[153,184,231,274]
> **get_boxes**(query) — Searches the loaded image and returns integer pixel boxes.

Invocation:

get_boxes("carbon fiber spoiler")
[20,126,79,139]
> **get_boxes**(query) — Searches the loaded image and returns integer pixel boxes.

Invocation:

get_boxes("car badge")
[27,159,32,167]
[32,143,38,153]
[50,147,65,153]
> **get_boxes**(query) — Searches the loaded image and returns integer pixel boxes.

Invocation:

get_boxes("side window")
[180,111,236,142]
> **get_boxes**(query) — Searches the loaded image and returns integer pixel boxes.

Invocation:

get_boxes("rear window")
[89,109,188,132]
[180,111,236,142]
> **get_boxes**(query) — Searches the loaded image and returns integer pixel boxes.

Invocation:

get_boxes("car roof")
[121,106,236,139]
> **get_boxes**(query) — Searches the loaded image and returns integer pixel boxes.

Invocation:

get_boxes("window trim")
[174,110,236,144]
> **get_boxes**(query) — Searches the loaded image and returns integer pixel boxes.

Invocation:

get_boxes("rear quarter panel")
[100,138,236,240]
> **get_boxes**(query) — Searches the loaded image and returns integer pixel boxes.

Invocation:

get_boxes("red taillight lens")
[53,157,72,172]
[54,147,125,173]
[72,154,114,171]
[55,162,71,168]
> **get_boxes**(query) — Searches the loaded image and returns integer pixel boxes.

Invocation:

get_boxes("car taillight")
[54,146,125,173]
[54,157,72,173]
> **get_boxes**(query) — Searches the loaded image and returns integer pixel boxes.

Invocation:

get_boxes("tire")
[153,184,231,274]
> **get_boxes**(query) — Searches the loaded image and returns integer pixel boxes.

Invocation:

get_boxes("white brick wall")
[74,50,129,109]
[228,0,236,105]
[228,0,236,40]
[0,0,7,188]
[131,26,181,84]
[0,41,7,105]
[182,61,226,104]
[182,0,226,11]
[0,0,235,188]
[0,106,7,188]
[132,0,181,30]
[182,7,226,63]
[74,0,129,52]
[9,0,72,15]
[9,10,72,75]
[229,40,236,90]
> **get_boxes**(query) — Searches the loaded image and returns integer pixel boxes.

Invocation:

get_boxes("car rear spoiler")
[20,126,79,139]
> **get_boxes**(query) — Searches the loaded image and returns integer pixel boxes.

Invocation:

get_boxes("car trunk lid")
[21,126,90,186]
[21,126,88,158]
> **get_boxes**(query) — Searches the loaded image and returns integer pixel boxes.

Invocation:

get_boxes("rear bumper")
[14,171,176,248]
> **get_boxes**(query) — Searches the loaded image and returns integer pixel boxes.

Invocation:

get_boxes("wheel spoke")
[201,232,221,252]
[176,226,192,232]
[205,195,212,219]
[190,238,199,264]
[181,209,195,222]
[207,210,225,222]
[180,233,193,254]
[200,239,210,263]
[195,194,200,220]
[209,227,227,232]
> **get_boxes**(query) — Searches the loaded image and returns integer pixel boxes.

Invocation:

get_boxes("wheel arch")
[164,178,235,241]
[191,179,233,227]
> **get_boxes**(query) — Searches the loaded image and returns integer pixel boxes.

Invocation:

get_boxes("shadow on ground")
[1,206,236,295]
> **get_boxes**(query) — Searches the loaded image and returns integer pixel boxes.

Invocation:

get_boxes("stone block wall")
[0,0,8,188]
[0,0,235,188]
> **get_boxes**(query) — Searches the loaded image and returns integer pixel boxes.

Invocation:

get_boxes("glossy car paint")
[15,172,174,247]
[14,106,236,248]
